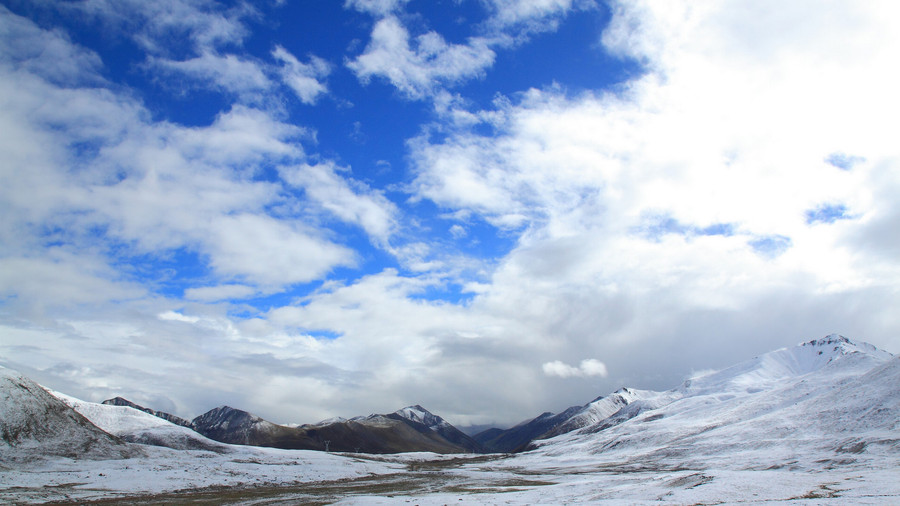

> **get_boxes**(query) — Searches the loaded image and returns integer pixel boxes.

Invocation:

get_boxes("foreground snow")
[0,445,406,503]
[3,447,898,505]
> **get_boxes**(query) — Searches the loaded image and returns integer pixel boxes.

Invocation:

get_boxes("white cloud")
[543,359,608,378]
[344,0,411,16]
[184,284,259,302]
[0,10,364,299]
[150,51,272,101]
[280,162,398,246]
[0,5,104,86]
[71,0,251,55]
[158,310,201,324]
[347,16,495,99]
[483,0,592,40]
[410,0,900,298]
[3,0,900,429]
[449,224,467,239]
[272,46,330,104]
[579,358,608,377]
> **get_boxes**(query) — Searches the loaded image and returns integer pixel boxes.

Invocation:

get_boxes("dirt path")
[34,454,555,505]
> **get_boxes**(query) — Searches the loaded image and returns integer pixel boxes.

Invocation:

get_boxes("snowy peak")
[682,334,893,395]
[393,405,449,430]
[799,334,892,360]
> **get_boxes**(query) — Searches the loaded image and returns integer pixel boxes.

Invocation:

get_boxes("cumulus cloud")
[347,16,495,99]
[3,0,900,429]
[272,46,330,104]
[0,9,367,300]
[543,359,608,378]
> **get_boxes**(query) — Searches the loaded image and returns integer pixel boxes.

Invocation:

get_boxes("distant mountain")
[191,404,483,454]
[473,388,653,453]
[0,366,137,463]
[473,388,652,453]
[476,334,899,454]
[525,334,900,472]
[539,387,652,439]
[6,333,895,469]
[388,405,482,452]
[190,406,280,446]
[102,397,192,428]
[474,406,582,453]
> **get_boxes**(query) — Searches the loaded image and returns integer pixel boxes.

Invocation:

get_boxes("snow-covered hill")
[0,366,137,463]
[519,335,899,473]
[102,397,192,427]
[51,391,228,453]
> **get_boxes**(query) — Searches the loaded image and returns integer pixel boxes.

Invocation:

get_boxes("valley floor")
[2,448,898,505]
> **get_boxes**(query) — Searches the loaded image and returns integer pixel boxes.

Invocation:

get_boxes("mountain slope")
[0,366,136,463]
[102,397,191,428]
[524,335,899,472]
[53,392,228,453]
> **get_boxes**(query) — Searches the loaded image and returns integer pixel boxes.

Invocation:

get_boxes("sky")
[1,0,899,428]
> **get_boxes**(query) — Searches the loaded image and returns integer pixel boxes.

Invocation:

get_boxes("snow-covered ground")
[0,445,409,504]
[2,335,898,504]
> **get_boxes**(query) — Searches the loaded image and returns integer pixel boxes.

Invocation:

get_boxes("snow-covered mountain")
[541,387,653,438]
[388,405,482,452]
[475,334,898,459]
[521,334,899,472]
[393,405,450,430]
[474,388,652,452]
[191,406,282,446]
[189,404,483,453]
[0,366,137,463]
[52,392,228,453]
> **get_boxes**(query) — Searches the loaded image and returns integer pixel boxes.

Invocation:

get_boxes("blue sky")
[2,0,900,427]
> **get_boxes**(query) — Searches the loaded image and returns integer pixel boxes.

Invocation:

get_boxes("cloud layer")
[1,1,899,428]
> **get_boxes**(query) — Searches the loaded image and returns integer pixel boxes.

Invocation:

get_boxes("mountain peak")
[797,334,892,361]
[801,333,852,348]
[393,405,449,430]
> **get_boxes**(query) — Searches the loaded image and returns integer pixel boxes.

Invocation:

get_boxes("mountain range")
[2,334,898,466]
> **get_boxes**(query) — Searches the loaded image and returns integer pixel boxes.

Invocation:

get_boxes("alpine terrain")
[1,334,898,504]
